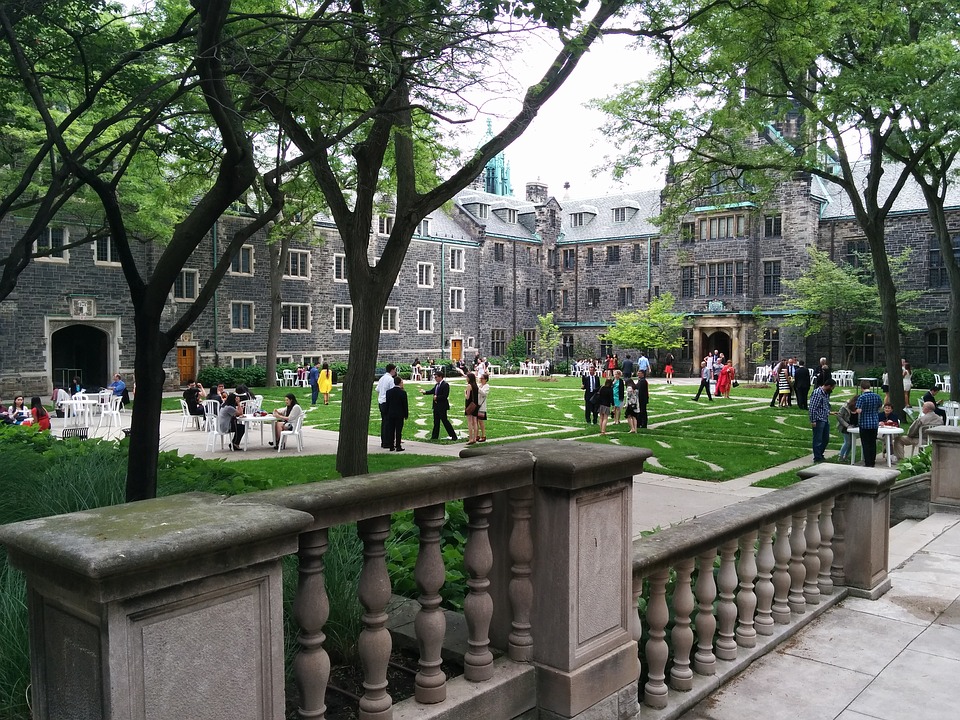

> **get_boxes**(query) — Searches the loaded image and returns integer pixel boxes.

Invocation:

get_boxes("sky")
[461,23,664,202]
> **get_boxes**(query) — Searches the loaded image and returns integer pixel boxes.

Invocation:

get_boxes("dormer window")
[416,219,431,237]
[505,209,517,223]
[570,213,585,227]
[613,207,627,223]
[477,204,489,219]
[378,215,394,235]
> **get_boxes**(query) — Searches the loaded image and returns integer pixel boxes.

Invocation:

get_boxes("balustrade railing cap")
[797,463,898,494]
[0,492,313,600]
[463,439,650,491]
[926,425,960,443]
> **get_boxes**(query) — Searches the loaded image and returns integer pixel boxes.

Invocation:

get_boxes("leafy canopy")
[603,292,687,351]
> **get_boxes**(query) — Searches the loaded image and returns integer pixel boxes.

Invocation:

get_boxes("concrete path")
[678,513,960,720]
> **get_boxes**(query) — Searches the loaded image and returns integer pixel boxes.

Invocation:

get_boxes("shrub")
[197,364,268,388]
[911,367,935,390]
[553,360,570,375]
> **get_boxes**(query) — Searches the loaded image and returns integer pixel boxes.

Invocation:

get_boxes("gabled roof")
[561,189,661,241]
[819,160,960,219]
[455,188,540,241]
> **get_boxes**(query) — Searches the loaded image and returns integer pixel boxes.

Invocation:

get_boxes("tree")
[535,312,562,362]
[228,0,630,476]
[781,248,921,368]
[505,334,529,368]
[603,292,686,353]
[596,0,951,415]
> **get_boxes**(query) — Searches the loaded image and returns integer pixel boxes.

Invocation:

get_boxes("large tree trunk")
[265,237,289,389]
[865,224,905,416]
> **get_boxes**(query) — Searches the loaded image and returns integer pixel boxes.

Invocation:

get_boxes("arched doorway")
[51,325,109,390]
[700,329,732,360]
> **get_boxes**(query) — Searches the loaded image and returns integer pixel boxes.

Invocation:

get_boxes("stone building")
[1,154,957,396]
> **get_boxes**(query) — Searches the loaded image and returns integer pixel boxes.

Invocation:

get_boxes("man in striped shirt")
[808,378,837,463]
[855,380,883,468]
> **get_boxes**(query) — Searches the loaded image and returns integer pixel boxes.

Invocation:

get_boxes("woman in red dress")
[715,361,736,399]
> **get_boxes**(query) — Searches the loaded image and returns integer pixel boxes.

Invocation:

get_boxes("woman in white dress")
[902,360,913,407]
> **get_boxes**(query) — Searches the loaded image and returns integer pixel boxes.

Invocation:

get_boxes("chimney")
[526,181,548,204]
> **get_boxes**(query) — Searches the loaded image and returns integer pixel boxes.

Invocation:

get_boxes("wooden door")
[177,346,196,384]
[451,339,462,362]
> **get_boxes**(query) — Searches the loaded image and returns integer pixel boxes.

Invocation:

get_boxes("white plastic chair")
[277,414,303,452]
[944,401,960,426]
[97,395,123,436]
[934,373,943,387]
[180,398,202,431]
[283,370,296,387]
[206,422,233,451]
[411,366,423,381]
[202,399,221,431]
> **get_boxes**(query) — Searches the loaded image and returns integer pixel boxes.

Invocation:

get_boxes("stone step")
[889,513,960,569]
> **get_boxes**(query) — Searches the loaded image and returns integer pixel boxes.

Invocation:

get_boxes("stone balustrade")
[0,446,901,720]
[631,464,898,718]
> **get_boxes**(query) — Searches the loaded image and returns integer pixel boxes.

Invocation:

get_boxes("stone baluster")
[413,504,447,704]
[788,510,807,614]
[803,504,822,605]
[772,516,792,624]
[693,549,717,676]
[357,516,393,720]
[754,523,776,636]
[818,497,836,596]
[670,557,696,691]
[735,530,758,648]
[464,494,495,682]
[631,573,644,686]
[643,569,670,708]
[294,528,331,720]
[715,539,739,661]
[507,486,534,662]
[831,495,847,587]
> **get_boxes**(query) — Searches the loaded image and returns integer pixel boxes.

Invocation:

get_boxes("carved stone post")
[0,493,312,720]
[735,530,758,648]
[643,569,670,709]
[788,510,807,614]
[413,503,447,703]
[693,549,718,676]
[507,485,535,662]
[715,539,739,661]
[295,528,331,719]
[771,516,792,624]
[670,558,696,691]
[754,523,776,636]
[929,426,960,513]
[818,497,835,596]
[357,515,393,720]
[803,504,822,605]
[526,440,650,720]
[464,494,495,682]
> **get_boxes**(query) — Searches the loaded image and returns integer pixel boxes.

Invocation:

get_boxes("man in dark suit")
[636,369,650,428]
[581,365,600,424]
[794,359,811,410]
[422,370,458,440]
[385,377,409,451]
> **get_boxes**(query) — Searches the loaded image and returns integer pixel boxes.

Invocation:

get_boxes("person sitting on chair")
[183,380,206,418]
[270,393,303,447]
[894,401,943,460]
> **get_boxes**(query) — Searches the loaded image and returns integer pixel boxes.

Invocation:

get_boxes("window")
[491,329,506,357]
[418,308,434,333]
[586,248,594,266]
[282,303,311,331]
[736,261,749,294]
[449,248,464,272]
[477,204,489,219]
[586,287,600,307]
[632,244,642,263]
[378,215,394,235]
[494,242,505,261]
[845,240,869,269]
[680,222,696,243]
[231,302,253,331]
[763,260,782,295]
[493,286,505,307]
[232,356,255,369]
[563,248,576,269]
[287,250,310,278]
[561,289,569,309]
[613,207,627,223]
[416,219,431,237]
[525,288,531,307]
[618,286,634,308]
[606,245,621,263]
[95,236,119,264]
[764,215,783,237]
[653,285,660,297]
[762,328,780,363]
[449,287,464,312]
[570,212,585,227]
[524,329,537,356]
[929,236,960,288]
[698,262,741,297]
[547,249,557,267]
[928,329,948,365]
[36,227,66,260]
[681,266,696,298]
[505,209,518,224]
[381,307,399,332]
[333,254,347,282]
[174,270,198,301]
[334,305,353,332]
[680,328,694,361]
[417,262,434,287]
[652,241,660,265]
[844,330,877,364]
[699,213,746,240]
[599,339,613,357]
[230,245,253,275]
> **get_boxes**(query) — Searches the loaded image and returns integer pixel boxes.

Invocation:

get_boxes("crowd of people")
[580,363,650,435]
[2,395,50,430]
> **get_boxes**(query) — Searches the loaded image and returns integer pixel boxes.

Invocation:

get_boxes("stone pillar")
[0,492,313,720]
[801,465,898,600]
[928,426,960,514]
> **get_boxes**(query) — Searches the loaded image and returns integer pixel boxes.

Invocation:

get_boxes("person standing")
[636,369,650,428]
[664,352,674,385]
[638,352,652,377]
[308,362,321,405]
[477,373,490,442]
[694,361,713,401]
[715,360,735,399]
[794,360,811,410]
[422,370,458,441]
[902,360,913,408]
[597,378,614,435]
[385,378,409,451]
[808,378,837,463]
[612,370,625,424]
[318,362,333,405]
[812,357,830,388]
[464,372,480,444]
[377,364,397,449]
[582,365,600,423]
[855,380,882,467]
[621,354,634,379]
[836,396,858,461]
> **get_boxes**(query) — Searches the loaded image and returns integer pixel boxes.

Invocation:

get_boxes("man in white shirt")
[377,364,397,449]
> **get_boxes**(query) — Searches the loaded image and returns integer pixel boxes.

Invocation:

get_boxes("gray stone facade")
[1,168,956,397]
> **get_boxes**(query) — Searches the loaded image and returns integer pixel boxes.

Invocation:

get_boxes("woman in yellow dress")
[318,362,333,405]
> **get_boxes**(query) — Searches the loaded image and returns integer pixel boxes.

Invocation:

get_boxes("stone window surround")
[281,303,311,333]
[285,249,311,280]
[229,244,254,275]
[417,262,434,288]
[174,269,200,301]
[334,305,352,332]
[382,306,399,333]
[230,301,254,332]
[417,307,434,333]
[35,226,69,263]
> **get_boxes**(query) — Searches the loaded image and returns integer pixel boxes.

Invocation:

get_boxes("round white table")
[847,426,904,467]
[237,414,279,450]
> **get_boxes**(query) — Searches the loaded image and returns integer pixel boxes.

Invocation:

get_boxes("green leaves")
[603,292,687,351]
